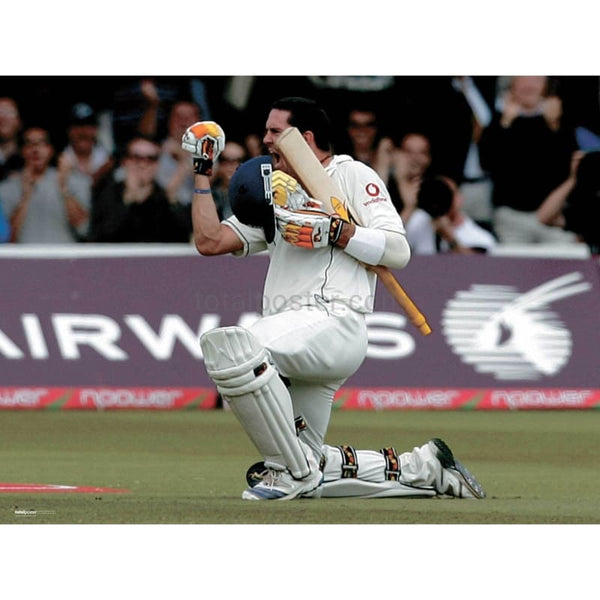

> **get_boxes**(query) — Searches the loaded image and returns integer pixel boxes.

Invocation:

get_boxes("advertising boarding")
[1,251,599,410]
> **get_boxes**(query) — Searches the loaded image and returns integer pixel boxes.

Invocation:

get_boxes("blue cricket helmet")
[228,155,275,243]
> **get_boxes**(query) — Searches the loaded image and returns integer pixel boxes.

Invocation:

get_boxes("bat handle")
[371,266,432,336]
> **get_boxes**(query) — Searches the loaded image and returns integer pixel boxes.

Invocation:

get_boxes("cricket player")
[182,97,485,501]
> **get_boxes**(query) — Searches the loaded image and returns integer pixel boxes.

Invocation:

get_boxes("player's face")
[263,109,292,172]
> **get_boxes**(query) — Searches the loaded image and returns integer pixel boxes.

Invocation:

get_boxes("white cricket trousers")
[248,304,368,459]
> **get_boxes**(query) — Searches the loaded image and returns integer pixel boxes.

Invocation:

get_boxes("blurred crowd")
[0,75,598,254]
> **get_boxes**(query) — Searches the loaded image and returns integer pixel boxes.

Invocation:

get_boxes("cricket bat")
[275,127,432,336]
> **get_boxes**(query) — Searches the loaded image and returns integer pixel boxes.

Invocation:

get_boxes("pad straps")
[294,415,307,435]
[380,447,401,481]
[338,445,358,479]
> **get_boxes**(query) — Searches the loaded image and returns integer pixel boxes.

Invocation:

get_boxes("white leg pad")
[319,479,436,498]
[319,444,438,498]
[200,326,312,479]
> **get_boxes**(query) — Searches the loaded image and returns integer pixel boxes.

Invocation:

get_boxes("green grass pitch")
[0,408,598,525]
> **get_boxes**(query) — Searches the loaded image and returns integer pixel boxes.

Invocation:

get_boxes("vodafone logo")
[366,183,380,196]
[363,182,388,207]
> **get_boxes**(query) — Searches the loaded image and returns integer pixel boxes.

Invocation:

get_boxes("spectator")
[342,106,396,178]
[58,102,113,190]
[114,79,214,206]
[0,97,24,181]
[110,78,180,157]
[377,132,432,225]
[402,202,438,255]
[116,77,211,153]
[210,141,247,221]
[0,127,90,243]
[537,150,600,253]
[417,176,497,254]
[439,76,495,229]
[87,135,191,243]
[344,107,379,165]
[479,76,579,244]
[370,132,433,254]
[155,100,202,205]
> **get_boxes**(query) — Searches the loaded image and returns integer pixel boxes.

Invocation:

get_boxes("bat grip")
[371,265,432,336]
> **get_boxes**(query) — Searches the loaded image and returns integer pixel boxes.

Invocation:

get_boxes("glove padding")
[275,206,345,249]
[272,170,324,211]
[181,121,225,176]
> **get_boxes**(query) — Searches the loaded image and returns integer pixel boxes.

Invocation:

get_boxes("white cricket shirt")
[223,155,406,315]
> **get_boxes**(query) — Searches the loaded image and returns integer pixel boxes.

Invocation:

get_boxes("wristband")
[194,188,212,195]
[343,226,386,265]
[328,217,345,245]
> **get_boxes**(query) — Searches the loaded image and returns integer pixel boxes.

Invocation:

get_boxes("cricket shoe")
[429,438,486,499]
[245,461,324,499]
[242,463,322,501]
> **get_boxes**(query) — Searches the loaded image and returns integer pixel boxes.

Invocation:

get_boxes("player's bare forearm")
[191,174,242,256]
[182,121,243,256]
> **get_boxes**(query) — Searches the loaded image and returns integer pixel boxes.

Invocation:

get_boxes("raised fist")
[181,121,225,176]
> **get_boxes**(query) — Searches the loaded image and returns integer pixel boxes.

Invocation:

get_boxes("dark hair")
[347,106,377,122]
[417,176,453,218]
[392,130,431,149]
[271,96,332,152]
[123,134,160,159]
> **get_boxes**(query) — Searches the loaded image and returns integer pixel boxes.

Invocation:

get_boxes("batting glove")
[274,206,345,249]
[181,121,226,176]
[272,170,324,211]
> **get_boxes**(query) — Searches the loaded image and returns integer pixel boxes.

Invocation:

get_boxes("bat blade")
[275,127,348,220]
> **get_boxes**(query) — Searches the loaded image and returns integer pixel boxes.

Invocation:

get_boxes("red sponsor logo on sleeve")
[363,182,388,206]
[366,183,380,196]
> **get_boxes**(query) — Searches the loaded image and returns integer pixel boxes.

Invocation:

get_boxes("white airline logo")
[442,272,591,380]
[0,312,412,362]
